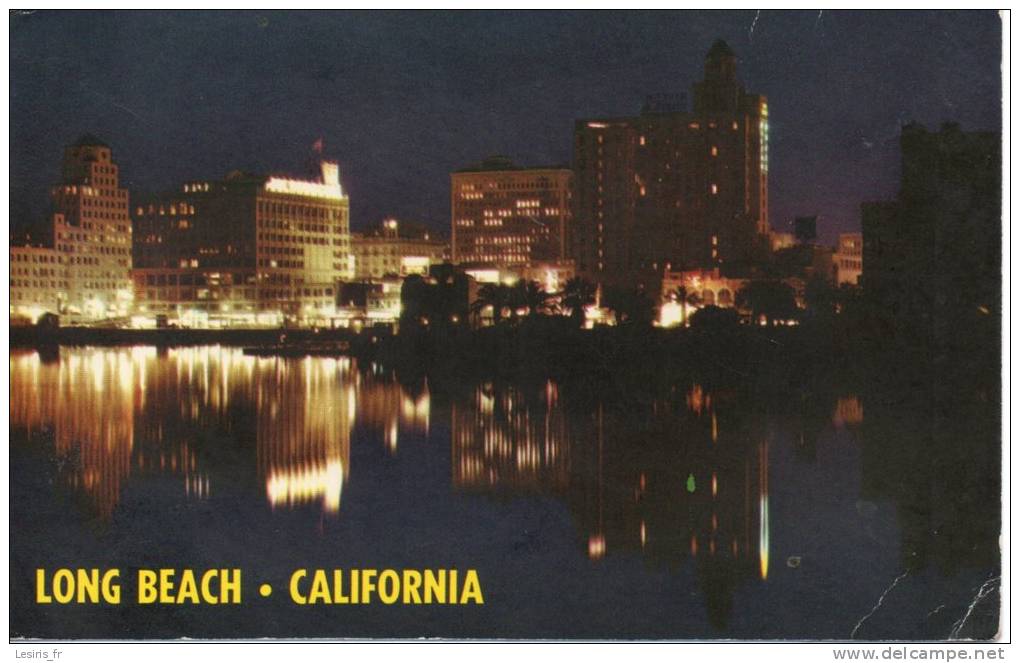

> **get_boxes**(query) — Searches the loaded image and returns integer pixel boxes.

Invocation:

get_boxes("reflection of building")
[572,40,769,288]
[10,136,133,322]
[256,357,353,514]
[132,160,353,326]
[451,157,572,267]
[836,233,863,286]
[351,375,431,455]
[451,382,570,492]
[9,348,212,519]
[448,378,773,624]
[351,218,447,280]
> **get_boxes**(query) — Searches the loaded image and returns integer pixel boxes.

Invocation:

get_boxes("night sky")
[10,10,1002,243]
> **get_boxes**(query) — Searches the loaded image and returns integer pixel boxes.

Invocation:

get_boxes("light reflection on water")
[9,345,860,586]
[9,344,1002,639]
[9,347,429,518]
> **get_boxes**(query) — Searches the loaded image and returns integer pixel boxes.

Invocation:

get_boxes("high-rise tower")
[572,40,770,290]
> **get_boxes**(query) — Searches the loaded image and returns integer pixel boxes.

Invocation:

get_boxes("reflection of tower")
[588,402,606,560]
[256,357,352,514]
[758,438,770,581]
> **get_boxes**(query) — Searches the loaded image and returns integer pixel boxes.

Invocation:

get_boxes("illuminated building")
[835,233,863,285]
[451,156,572,267]
[659,267,747,326]
[351,218,448,280]
[10,136,133,322]
[770,231,796,251]
[572,40,770,290]
[10,244,64,323]
[336,277,404,328]
[132,161,353,326]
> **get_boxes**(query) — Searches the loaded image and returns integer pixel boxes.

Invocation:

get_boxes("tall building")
[132,160,353,326]
[862,122,1000,350]
[835,233,863,286]
[572,40,769,289]
[451,156,572,268]
[351,218,448,281]
[9,135,133,322]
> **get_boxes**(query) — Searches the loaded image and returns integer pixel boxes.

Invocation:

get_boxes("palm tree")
[671,284,703,327]
[560,277,596,328]
[516,280,552,317]
[471,283,509,325]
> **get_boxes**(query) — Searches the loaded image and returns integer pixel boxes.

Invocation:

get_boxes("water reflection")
[9,348,429,518]
[449,378,777,624]
[9,345,1002,637]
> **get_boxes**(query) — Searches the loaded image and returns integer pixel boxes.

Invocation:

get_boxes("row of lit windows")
[257,219,343,234]
[80,209,130,221]
[138,203,195,217]
[83,196,126,211]
[261,245,303,257]
[11,266,59,277]
[257,258,304,269]
[465,253,530,264]
[257,232,337,246]
[54,185,123,198]
[10,252,59,264]
[136,273,255,287]
[472,236,533,246]
[80,222,130,233]
[258,200,343,220]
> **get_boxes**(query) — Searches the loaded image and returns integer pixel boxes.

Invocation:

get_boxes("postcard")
[8,10,1003,644]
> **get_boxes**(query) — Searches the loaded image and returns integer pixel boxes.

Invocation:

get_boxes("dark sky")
[10,10,1002,243]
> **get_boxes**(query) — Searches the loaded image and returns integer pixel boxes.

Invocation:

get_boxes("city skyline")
[11,11,1002,245]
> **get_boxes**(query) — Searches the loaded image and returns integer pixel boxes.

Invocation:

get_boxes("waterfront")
[9,345,999,639]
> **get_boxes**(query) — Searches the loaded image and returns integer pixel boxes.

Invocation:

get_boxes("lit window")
[639,136,646,146]
[711,146,718,157]
[710,184,718,195]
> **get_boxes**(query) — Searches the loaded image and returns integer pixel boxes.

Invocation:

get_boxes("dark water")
[9,346,1000,639]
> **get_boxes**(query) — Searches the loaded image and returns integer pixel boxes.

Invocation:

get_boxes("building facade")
[835,233,863,285]
[132,161,353,326]
[572,40,769,290]
[351,218,448,281]
[10,245,64,322]
[451,157,572,267]
[9,135,133,323]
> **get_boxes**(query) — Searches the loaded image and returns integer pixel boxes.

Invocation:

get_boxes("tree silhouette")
[560,276,597,328]
[604,285,655,327]
[735,280,798,325]
[471,283,511,325]
[515,280,553,317]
